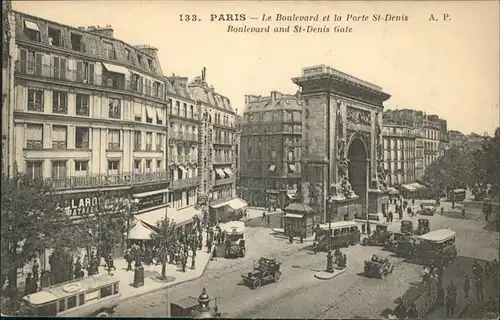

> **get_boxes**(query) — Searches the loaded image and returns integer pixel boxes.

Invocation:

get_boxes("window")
[100,286,113,298]
[51,160,67,178]
[125,49,131,61]
[108,98,121,119]
[146,107,153,123]
[108,160,119,172]
[76,94,90,116]
[76,61,95,84]
[70,33,83,51]
[24,20,41,42]
[52,90,68,114]
[78,294,85,306]
[48,27,62,47]
[19,49,42,76]
[132,74,142,92]
[67,296,77,309]
[156,108,163,125]
[134,131,141,150]
[156,160,162,171]
[38,303,57,316]
[26,124,43,149]
[134,160,141,170]
[52,125,67,149]
[103,42,115,60]
[145,132,152,151]
[75,127,89,148]
[108,130,120,150]
[27,88,44,112]
[52,56,67,80]
[146,160,152,172]
[58,300,66,312]
[156,133,162,151]
[25,161,43,179]
[175,101,180,115]
[147,58,153,69]
[75,160,88,172]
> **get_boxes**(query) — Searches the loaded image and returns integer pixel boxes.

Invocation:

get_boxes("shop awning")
[387,187,399,195]
[178,165,188,174]
[24,20,40,32]
[166,206,194,227]
[156,108,164,120]
[401,184,417,192]
[145,106,155,119]
[134,104,142,117]
[133,188,169,198]
[102,62,128,75]
[284,213,304,219]
[128,220,156,240]
[228,198,248,211]
[269,164,276,172]
[136,207,170,227]
[288,164,296,172]
[223,168,233,176]
[210,200,230,209]
[215,168,226,178]
[177,205,201,220]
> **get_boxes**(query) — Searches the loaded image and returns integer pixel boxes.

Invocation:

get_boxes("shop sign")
[138,194,164,210]
[66,196,99,217]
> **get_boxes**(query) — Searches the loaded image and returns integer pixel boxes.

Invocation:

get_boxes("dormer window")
[70,33,83,52]
[48,27,62,47]
[103,42,116,60]
[125,49,131,61]
[147,58,153,69]
[24,20,41,42]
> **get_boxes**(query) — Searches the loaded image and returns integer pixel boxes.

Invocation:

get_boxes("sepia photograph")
[1,0,499,318]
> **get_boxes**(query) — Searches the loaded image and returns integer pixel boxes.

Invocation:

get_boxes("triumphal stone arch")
[292,65,391,223]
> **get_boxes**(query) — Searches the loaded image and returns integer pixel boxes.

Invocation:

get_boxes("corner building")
[9,11,171,262]
[382,123,416,186]
[188,71,246,223]
[239,91,302,208]
[292,65,392,223]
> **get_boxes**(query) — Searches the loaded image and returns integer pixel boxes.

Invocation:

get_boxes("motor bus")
[22,274,121,317]
[447,189,466,202]
[314,221,360,251]
[414,229,457,267]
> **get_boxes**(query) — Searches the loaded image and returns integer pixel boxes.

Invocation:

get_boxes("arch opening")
[347,137,368,217]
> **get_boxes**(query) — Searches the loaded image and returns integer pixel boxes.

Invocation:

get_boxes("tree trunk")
[161,261,166,280]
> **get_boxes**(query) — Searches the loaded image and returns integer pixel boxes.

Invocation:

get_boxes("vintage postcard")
[1,0,499,318]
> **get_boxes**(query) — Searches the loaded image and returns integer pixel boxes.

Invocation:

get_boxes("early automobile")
[414,218,430,235]
[364,255,395,279]
[362,224,392,246]
[221,221,246,258]
[241,257,282,290]
[400,220,414,236]
[413,229,457,267]
[419,202,436,216]
[383,232,407,252]
[395,236,420,259]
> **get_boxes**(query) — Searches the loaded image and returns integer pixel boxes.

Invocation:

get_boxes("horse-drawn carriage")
[241,257,282,290]
[364,255,395,279]
[362,224,392,246]
[413,219,430,235]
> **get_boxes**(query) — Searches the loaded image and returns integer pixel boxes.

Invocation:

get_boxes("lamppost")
[326,197,334,273]
[191,288,221,318]
[127,198,140,249]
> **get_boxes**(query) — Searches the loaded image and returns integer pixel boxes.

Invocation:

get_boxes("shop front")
[209,198,248,224]
[283,203,315,238]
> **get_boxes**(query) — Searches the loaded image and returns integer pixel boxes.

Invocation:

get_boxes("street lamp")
[191,288,220,318]
[127,198,140,249]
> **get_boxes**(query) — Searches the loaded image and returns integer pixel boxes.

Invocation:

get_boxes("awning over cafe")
[284,213,304,219]
[128,220,156,240]
[227,198,248,211]
[136,206,171,227]
[177,205,201,219]
[210,200,231,209]
[401,184,417,192]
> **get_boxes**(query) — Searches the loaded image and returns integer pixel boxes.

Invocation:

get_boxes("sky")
[12,0,500,135]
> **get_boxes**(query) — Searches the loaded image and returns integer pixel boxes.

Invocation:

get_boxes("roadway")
[113,200,499,318]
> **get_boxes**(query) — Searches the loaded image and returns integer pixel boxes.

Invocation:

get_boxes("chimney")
[270,91,282,101]
[87,25,114,38]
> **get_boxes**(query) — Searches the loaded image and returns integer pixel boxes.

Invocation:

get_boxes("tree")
[150,216,177,280]
[471,128,500,189]
[0,174,73,295]
[75,191,133,259]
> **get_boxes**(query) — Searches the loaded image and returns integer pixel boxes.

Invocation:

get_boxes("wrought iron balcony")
[213,157,233,164]
[214,177,235,186]
[169,131,198,142]
[15,61,164,100]
[42,170,169,190]
[212,138,233,145]
[169,110,201,122]
[170,177,200,190]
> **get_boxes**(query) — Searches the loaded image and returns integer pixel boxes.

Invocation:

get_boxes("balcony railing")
[52,141,67,149]
[213,139,233,145]
[26,140,43,149]
[213,157,233,164]
[215,177,235,186]
[107,142,121,151]
[15,61,164,100]
[41,170,169,190]
[169,132,198,142]
[170,110,201,122]
[170,177,201,190]
[75,141,89,149]
[27,102,44,112]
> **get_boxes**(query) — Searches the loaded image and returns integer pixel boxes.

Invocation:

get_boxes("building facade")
[234,113,242,189]
[2,1,14,177]
[239,91,302,208]
[164,76,201,218]
[188,70,245,223]
[10,10,178,231]
[438,118,449,157]
[382,124,416,186]
[415,127,425,180]
[293,65,391,223]
[423,117,440,171]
